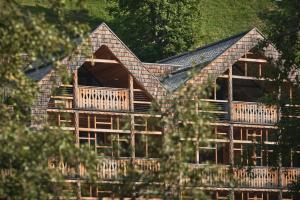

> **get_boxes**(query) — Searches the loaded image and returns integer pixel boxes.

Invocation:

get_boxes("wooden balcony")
[77,86,129,111]
[48,85,152,112]
[48,85,73,109]
[48,159,300,189]
[187,165,300,189]
[203,100,279,124]
[232,102,278,124]
[49,158,160,180]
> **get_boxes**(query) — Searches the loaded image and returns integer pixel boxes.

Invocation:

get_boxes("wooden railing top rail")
[3,161,300,189]
[78,85,129,91]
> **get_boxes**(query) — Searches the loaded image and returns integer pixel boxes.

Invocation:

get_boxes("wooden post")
[73,69,79,109]
[228,63,233,121]
[228,64,234,165]
[75,111,81,200]
[289,84,293,102]
[278,85,283,200]
[229,125,234,165]
[245,52,248,77]
[214,80,217,100]
[228,63,235,200]
[259,63,262,77]
[129,75,135,159]
[73,68,81,200]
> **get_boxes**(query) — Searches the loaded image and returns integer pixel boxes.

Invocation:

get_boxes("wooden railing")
[47,159,300,189]
[49,159,160,180]
[186,164,229,186]
[48,85,73,109]
[78,86,129,111]
[201,99,229,121]
[282,167,300,188]
[232,102,278,124]
[234,167,278,188]
[187,165,299,189]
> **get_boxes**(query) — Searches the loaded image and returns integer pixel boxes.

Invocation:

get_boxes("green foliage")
[262,0,300,76]
[0,0,98,199]
[0,126,98,199]
[255,0,300,193]
[259,0,300,166]
[158,81,213,199]
[109,0,201,62]
[18,0,274,62]
[111,78,214,199]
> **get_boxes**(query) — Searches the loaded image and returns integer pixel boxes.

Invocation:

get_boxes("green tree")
[0,1,98,199]
[259,0,300,195]
[109,77,215,199]
[110,0,202,62]
[158,82,213,199]
[262,0,299,74]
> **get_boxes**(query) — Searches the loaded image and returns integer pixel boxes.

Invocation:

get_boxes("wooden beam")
[50,96,73,100]
[232,75,269,81]
[85,58,119,64]
[238,58,268,63]
[232,123,277,129]
[133,101,152,105]
[60,84,73,88]
[78,127,162,135]
[47,108,162,117]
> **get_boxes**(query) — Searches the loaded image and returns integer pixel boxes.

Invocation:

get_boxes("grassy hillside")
[195,0,273,47]
[18,0,274,52]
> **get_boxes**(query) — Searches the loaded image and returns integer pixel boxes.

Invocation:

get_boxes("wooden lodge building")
[26,23,300,200]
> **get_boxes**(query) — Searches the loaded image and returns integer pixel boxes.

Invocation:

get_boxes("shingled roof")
[26,64,53,81]
[158,31,248,91]
[27,24,278,101]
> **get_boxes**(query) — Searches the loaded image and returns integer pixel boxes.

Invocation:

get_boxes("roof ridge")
[158,30,250,63]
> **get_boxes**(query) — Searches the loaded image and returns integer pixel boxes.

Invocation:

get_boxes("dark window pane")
[135,135,146,158]
[79,132,88,138]
[148,135,162,158]
[199,148,215,163]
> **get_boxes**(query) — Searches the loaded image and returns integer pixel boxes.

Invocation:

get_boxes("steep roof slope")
[158,28,278,91]
[26,64,53,81]
[159,31,247,69]
[158,31,247,91]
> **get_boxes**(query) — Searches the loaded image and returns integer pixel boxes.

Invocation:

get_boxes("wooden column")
[278,86,283,200]
[73,69,79,109]
[73,69,80,145]
[228,63,235,200]
[228,64,234,166]
[75,111,81,200]
[129,75,135,159]
[73,68,81,200]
